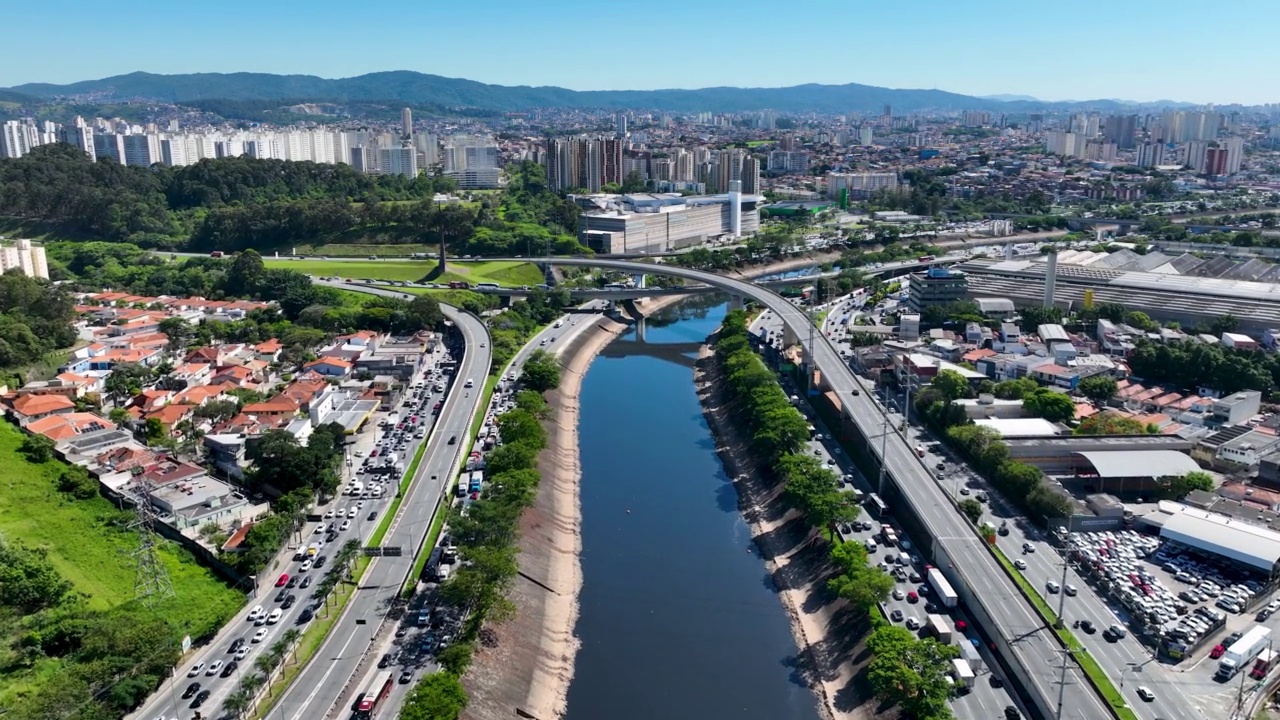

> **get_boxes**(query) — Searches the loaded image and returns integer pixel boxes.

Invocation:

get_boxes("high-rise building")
[1027,113,1043,134]
[1204,147,1229,176]
[962,111,991,128]
[1,120,31,158]
[740,156,761,194]
[1103,114,1137,149]
[122,134,160,167]
[544,137,622,192]
[713,148,744,194]
[858,126,874,146]
[0,239,49,279]
[56,117,95,160]
[1136,141,1167,168]
[827,172,899,200]
[464,145,499,169]
[401,108,413,140]
[1044,131,1085,159]
[378,146,418,177]
[1223,137,1245,174]
[615,113,627,138]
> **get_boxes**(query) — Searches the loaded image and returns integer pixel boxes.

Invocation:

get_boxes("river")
[563,299,822,720]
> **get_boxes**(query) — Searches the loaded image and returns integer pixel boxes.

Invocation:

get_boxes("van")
[864,538,878,552]
[896,552,911,566]
[436,563,452,582]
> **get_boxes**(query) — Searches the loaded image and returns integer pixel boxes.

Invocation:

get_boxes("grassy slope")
[0,422,243,703]
[268,258,542,287]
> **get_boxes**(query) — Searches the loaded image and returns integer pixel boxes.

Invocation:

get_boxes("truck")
[914,444,926,458]
[1250,648,1277,680]
[1217,626,1271,679]
[927,614,953,644]
[927,567,959,609]
[879,525,898,547]
[950,659,975,693]
[456,476,468,498]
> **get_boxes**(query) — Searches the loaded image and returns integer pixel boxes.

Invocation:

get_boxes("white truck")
[951,659,975,693]
[927,567,959,609]
[927,614,953,644]
[1217,626,1271,679]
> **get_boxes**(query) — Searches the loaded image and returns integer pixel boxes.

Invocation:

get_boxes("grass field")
[0,421,244,707]
[266,258,543,287]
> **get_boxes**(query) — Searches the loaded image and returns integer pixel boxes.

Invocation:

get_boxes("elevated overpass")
[466,257,1180,720]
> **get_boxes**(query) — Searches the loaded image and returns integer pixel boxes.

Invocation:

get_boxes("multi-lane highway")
[262,305,489,720]
[501,257,1158,720]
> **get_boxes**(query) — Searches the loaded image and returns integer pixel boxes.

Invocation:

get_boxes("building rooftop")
[1158,504,1280,574]
[1074,450,1200,479]
[974,417,1062,437]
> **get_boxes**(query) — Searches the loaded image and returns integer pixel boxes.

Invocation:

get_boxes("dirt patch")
[694,341,881,720]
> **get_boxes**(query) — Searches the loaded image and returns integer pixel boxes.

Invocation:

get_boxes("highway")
[128,303,485,720]
[495,256,1158,720]
[262,304,490,720]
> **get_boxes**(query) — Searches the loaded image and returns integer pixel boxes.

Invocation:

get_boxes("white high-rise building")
[56,117,95,160]
[1,120,31,158]
[378,146,418,177]
[122,134,160,166]
[1223,137,1245,175]
[0,239,49,279]
[858,126,874,146]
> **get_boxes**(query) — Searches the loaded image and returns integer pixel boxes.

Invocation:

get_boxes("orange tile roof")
[26,413,114,440]
[305,357,352,369]
[12,393,75,417]
[145,404,195,426]
[256,338,282,353]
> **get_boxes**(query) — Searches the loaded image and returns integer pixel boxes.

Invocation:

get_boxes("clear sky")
[3,0,1273,105]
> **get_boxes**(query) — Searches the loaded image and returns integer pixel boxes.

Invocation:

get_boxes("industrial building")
[907,267,968,312]
[956,256,1280,333]
[577,191,761,255]
[1143,503,1280,578]
[1002,435,1193,475]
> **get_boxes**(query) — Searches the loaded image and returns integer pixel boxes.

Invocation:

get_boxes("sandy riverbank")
[694,342,877,720]
[462,296,687,720]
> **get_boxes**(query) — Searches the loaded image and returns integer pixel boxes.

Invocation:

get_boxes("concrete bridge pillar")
[782,324,799,347]
[634,273,647,290]
[636,316,647,343]
[728,294,744,311]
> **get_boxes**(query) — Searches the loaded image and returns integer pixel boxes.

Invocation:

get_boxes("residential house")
[304,357,354,378]
[167,362,213,389]
[25,412,114,441]
[9,393,75,426]
[254,338,283,363]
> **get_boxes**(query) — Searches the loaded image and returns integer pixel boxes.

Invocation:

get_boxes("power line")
[126,472,176,605]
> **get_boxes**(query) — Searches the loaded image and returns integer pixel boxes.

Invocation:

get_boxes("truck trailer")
[927,614,953,644]
[950,659,975,693]
[1218,626,1271,679]
[927,567,959,609]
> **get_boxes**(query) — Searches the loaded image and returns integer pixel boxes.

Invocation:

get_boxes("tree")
[1075,412,1152,436]
[521,349,561,392]
[19,433,56,463]
[993,377,1038,400]
[1022,388,1075,423]
[57,465,99,499]
[1078,375,1118,402]
[1158,470,1215,500]
[158,316,192,353]
[400,672,469,720]
[958,498,983,524]
[930,368,971,402]
[1125,311,1158,332]
[435,642,474,676]
[224,249,267,297]
[0,539,74,612]
[104,363,152,404]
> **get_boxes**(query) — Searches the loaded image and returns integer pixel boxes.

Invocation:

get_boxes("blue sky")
[3,0,1273,104]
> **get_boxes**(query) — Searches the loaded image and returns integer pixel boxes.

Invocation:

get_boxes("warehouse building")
[578,192,761,254]
[1148,503,1280,579]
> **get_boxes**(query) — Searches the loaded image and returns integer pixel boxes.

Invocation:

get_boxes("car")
[182,682,201,699]
[907,591,919,603]
[1136,686,1155,702]
[314,555,327,568]
[347,507,358,519]
[252,628,269,643]
[206,660,223,676]
[266,609,282,624]
[340,519,352,532]
[275,573,289,587]
[959,487,970,495]
[399,670,414,684]
[323,509,335,519]
[1064,584,1077,596]
[448,435,457,445]
[228,637,245,654]
[1022,542,1036,554]
[1105,624,1127,640]
[367,511,378,521]
[1014,559,1028,570]
[1210,644,1226,659]
[378,653,394,669]
[1004,706,1020,720]
[905,616,921,630]
[892,589,905,601]
[222,660,238,678]
[282,594,297,609]
[297,608,314,624]
[188,662,205,677]
[235,645,250,660]
[191,690,211,708]
[1046,581,1061,594]
[299,559,313,572]
[300,575,313,589]
[891,609,904,622]
[1226,631,1244,645]
[313,524,327,535]
[464,378,474,388]
[275,588,290,602]
[1079,620,1096,634]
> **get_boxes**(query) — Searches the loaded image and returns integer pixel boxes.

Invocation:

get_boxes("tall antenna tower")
[127,474,175,605]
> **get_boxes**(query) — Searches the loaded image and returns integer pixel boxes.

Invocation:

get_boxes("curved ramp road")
[472,257,1200,720]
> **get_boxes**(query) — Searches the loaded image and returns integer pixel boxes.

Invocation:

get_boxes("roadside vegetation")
[400,388,555,719]
[713,310,955,717]
[0,422,242,719]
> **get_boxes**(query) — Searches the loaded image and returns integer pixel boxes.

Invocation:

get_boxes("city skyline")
[2,0,1275,106]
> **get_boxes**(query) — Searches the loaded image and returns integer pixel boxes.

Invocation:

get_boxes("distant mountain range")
[2,71,1199,114]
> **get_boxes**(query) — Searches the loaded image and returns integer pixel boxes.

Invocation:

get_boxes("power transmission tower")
[127,474,175,605]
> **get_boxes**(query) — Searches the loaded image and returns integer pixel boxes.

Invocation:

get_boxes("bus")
[865,493,890,519]
[355,670,394,717]
[468,471,484,494]
[917,255,935,263]
[476,282,499,289]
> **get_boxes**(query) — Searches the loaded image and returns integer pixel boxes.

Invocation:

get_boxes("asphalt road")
[263,304,490,720]
[506,257,1132,720]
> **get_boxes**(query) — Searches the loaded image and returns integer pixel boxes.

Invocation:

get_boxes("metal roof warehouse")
[1158,504,1280,576]
[1073,450,1201,480]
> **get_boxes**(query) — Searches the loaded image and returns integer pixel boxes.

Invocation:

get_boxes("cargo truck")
[927,567,959,609]
[1250,648,1277,680]
[927,614,953,644]
[1218,626,1271,679]
[951,659,975,693]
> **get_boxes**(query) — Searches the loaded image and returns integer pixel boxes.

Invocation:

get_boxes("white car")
[340,519,352,532]
[905,617,921,630]
[323,509,336,519]
[247,605,264,622]
[206,660,224,676]
[347,508,358,519]
[266,609,282,625]
[1014,559,1028,570]
[1064,584,1077,596]
[235,645,250,660]
[314,524,327,535]
[188,662,205,677]
[464,378,474,388]
[252,628,269,643]
[299,559,313,572]
[1046,581,1061,594]
[892,589,905,601]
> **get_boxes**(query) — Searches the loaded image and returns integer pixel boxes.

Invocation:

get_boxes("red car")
[1210,644,1226,659]
[275,573,290,587]
[955,620,968,632]
[906,591,918,603]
